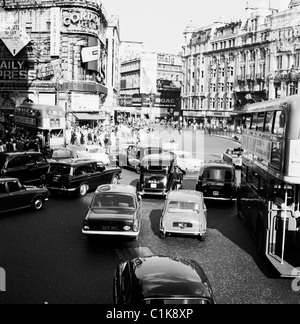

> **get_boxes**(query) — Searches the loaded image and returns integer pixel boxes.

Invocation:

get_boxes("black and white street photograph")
[0,0,300,307]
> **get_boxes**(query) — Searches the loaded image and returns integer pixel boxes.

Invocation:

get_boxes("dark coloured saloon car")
[137,154,183,197]
[196,161,237,203]
[0,177,49,214]
[0,152,49,185]
[82,184,141,241]
[113,256,215,305]
[44,159,122,197]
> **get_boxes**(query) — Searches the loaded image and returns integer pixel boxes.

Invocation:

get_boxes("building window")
[277,56,283,70]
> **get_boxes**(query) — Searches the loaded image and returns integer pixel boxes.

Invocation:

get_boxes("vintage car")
[160,190,207,241]
[76,145,111,166]
[137,154,183,197]
[170,150,203,174]
[0,177,50,214]
[113,256,215,305]
[0,152,49,185]
[223,147,243,168]
[44,159,122,197]
[118,144,163,174]
[82,184,141,241]
[196,161,237,203]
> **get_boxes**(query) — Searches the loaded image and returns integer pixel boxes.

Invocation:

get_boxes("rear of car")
[160,191,207,240]
[137,154,180,197]
[196,162,237,202]
[82,185,141,240]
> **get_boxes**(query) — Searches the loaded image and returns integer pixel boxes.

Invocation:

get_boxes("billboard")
[140,53,157,94]
[0,16,31,57]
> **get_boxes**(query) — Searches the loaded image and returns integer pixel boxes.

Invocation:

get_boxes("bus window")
[272,183,295,209]
[256,112,265,132]
[250,113,258,130]
[273,111,286,135]
[251,171,260,190]
[264,111,274,133]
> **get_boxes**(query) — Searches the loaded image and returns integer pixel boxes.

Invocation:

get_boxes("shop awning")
[73,113,106,121]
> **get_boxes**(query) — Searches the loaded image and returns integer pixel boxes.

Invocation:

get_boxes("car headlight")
[162,178,168,186]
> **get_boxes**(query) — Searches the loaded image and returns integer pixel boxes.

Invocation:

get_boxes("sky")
[102,0,290,54]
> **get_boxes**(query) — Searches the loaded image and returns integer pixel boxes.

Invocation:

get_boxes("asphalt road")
[0,134,299,304]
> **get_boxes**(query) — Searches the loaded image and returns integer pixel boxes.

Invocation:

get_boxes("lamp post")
[149,90,155,128]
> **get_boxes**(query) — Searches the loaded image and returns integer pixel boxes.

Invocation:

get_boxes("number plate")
[213,191,220,196]
[151,184,157,189]
[101,226,119,231]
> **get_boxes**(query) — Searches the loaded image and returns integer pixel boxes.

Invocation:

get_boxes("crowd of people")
[0,129,45,153]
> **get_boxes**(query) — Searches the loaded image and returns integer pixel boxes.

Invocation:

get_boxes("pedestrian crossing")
[114,247,154,261]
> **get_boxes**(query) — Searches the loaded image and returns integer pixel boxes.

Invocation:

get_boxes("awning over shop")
[73,113,106,121]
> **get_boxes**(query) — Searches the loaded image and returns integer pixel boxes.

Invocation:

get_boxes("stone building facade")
[0,0,108,132]
[182,0,300,127]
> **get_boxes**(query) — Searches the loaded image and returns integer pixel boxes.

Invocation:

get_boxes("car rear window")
[49,165,72,175]
[203,168,233,182]
[168,201,200,213]
[92,193,135,209]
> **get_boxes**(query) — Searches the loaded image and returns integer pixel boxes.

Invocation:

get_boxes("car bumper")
[82,230,139,238]
[47,186,77,193]
[204,197,237,201]
[160,228,206,236]
[138,190,168,197]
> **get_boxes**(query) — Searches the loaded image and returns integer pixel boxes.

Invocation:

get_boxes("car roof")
[49,159,98,167]
[0,151,42,157]
[203,160,234,169]
[0,177,19,182]
[95,184,137,196]
[129,256,213,300]
[166,190,203,202]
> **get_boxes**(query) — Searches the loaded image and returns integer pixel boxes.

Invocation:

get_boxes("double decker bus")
[237,95,300,278]
[14,103,66,149]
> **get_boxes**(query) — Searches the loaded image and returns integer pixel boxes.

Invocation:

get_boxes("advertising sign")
[50,8,61,57]
[140,53,157,94]
[0,17,31,57]
[81,45,100,63]
[242,133,272,163]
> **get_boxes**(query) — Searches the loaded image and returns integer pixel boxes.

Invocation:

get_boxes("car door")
[84,163,101,190]
[5,156,29,184]
[0,182,10,213]
[24,154,40,184]
[34,154,49,181]
[6,180,29,210]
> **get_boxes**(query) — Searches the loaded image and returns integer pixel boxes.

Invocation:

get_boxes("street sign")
[0,17,31,57]
[81,45,100,63]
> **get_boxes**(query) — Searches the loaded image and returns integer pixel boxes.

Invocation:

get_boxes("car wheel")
[160,232,167,240]
[32,197,44,211]
[199,235,206,242]
[111,175,119,185]
[78,184,88,198]
[136,165,141,174]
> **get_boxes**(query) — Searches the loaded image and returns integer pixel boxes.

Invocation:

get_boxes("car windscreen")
[91,193,136,210]
[49,165,72,175]
[202,168,233,182]
[168,201,200,213]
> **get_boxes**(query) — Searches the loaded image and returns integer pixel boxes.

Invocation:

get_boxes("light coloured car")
[160,190,207,241]
[76,145,110,165]
[170,150,203,174]
[223,147,243,168]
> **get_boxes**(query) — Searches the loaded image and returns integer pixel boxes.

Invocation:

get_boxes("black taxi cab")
[137,154,183,197]
[196,161,237,203]
[44,159,122,197]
